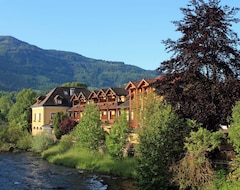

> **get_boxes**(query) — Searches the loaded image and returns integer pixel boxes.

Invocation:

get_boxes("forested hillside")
[0,36,158,91]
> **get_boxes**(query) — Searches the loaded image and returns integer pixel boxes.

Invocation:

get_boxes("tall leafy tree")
[7,89,36,132]
[74,103,105,152]
[135,97,193,190]
[155,0,240,131]
[0,95,13,124]
[106,111,128,160]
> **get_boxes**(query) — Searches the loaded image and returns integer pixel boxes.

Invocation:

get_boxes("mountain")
[0,36,159,91]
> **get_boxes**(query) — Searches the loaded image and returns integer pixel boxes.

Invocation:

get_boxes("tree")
[7,89,36,132]
[0,95,13,121]
[106,111,128,160]
[135,98,193,190]
[155,0,240,131]
[59,118,78,135]
[74,103,105,152]
[52,112,68,139]
[61,82,87,88]
[171,127,224,189]
[0,95,13,127]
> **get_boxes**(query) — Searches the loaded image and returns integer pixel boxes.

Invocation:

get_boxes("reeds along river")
[0,152,136,190]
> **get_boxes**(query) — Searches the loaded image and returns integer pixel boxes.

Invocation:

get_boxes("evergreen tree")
[155,0,240,131]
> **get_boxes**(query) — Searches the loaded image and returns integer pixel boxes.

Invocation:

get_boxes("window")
[50,113,56,120]
[57,99,62,104]
[34,113,36,121]
[36,113,41,122]
[64,90,68,95]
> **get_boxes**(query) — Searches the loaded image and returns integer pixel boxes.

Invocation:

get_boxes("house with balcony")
[125,76,163,128]
[68,87,129,132]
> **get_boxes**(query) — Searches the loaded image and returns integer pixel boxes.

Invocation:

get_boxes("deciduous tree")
[59,118,78,135]
[171,127,224,189]
[155,0,240,131]
[74,103,105,152]
[106,111,128,160]
[135,97,193,190]
[7,89,36,132]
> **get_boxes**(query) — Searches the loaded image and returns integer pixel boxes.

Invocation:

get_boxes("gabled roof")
[78,91,91,101]
[31,87,90,108]
[88,90,98,99]
[125,81,139,90]
[96,89,107,98]
[105,87,128,96]
[137,78,156,88]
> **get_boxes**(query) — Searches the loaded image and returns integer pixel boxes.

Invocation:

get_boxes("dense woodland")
[1,0,240,190]
[0,36,158,91]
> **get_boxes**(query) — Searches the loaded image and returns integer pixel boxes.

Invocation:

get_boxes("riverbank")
[41,144,137,189]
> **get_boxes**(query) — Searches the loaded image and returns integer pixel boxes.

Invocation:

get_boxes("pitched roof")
[31,87,90,108]
[106,87,128,96]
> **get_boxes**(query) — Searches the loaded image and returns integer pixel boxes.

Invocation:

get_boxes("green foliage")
[16,131,32,150]
[58,134,74,153]
[0,120,33,150]
[31,133,55,153]
[42,145,136,178]
[135,99,192,190]
[7,89,36,131]
[229,101,240,153]
[61,82,87,88]
[52,112,68,139]
[74,103,105,152]
[155,0,240,131]
[172,128,224,190]
[0,95,13,121]
[106,111,128,160]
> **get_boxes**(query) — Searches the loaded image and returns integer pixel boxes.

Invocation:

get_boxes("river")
[0,152,136,190]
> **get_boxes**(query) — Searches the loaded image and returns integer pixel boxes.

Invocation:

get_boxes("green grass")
[41,143,136,178]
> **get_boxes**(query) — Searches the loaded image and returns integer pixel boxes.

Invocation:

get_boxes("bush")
[17,132,32,150]
[58,135,74,153]
[31,133,55,153]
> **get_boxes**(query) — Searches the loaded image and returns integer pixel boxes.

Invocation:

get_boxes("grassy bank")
[41,143,137,178]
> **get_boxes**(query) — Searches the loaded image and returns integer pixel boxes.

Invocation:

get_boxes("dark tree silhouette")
[155,0,240,131]
[59,118,78,135]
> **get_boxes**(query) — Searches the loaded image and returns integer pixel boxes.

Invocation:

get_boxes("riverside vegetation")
[1,0,240,189]
[1,88,240,189]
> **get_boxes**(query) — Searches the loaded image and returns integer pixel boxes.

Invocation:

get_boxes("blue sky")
[1,0,240,70]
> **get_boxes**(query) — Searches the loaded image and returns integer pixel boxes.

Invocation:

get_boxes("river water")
[0,152,136,190]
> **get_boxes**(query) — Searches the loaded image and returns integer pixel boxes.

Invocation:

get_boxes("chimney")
[70,88,75,96]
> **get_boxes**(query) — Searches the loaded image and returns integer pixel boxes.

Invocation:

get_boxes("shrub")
[31,133,55,153]
[17,132,32,150]
[58,134,74,153]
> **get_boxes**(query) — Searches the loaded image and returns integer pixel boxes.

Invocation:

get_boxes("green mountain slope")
[0,36,159,91]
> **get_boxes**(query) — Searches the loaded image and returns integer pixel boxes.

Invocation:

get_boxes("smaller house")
[31,86,90,136]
